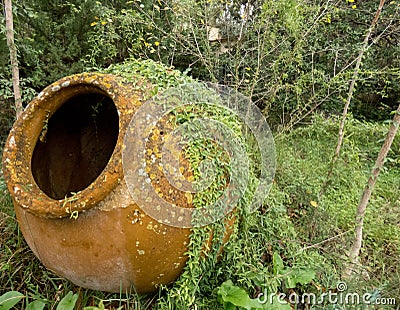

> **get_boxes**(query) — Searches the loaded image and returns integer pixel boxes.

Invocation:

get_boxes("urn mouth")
[31,91,119,200]
[2,73,133,218]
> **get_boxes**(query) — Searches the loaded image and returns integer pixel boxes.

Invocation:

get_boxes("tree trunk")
[320,0,386,197]
[5,0,23,118]
[343,102,400,278]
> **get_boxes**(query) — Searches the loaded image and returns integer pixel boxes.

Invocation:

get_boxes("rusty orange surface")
[2,73,235,293]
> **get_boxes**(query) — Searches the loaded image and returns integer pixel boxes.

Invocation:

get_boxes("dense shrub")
[1,0,399,125]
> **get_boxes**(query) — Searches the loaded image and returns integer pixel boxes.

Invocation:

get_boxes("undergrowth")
[1,60,399,309]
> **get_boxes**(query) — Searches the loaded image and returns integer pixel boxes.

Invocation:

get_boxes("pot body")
[14,192,190,293]
[2,73,196,293]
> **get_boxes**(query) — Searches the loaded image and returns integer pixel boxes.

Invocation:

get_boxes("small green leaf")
[217,280,265,310]
[56,291,78,310]
[0,291,25,310]
[286,269,316,288]
[272,252,284,275]
[26,300,46,310]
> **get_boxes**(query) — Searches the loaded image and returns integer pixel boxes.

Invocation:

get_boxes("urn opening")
[31,90,119,200]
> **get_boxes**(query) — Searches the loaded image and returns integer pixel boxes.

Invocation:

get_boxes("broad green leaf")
[56,291,78,310]
[266,304,292,310]
[264,295,292,310]
[223,303,237,310]
[0,291,25,310]
[285,269,316,288]
[272,252,284,275]
[217,280,265,310]
[26,300,46,310]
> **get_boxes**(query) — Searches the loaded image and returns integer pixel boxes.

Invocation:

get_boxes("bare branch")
[343,101,400,278]
[320,0,386,197]
[4,0,23,118]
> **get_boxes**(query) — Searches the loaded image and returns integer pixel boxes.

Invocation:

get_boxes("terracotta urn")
[2,72,222,293]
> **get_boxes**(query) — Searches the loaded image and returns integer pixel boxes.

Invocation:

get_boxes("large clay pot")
[2,72,210,293]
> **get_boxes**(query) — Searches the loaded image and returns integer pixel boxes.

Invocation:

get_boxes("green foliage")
[101,58,193,97]
[0,291,24,310]
[1,0,400,307]
[129,0,400,128]
[56,291,78,310]
[271,252,315,289]
[1,113,399,308]
[84,1,169,68]
[217,280,274,310]
[12,0,97,86]
[274,114,399,292]
[0,290,78,310]
[26,300,46,310]
[2,0,399,126]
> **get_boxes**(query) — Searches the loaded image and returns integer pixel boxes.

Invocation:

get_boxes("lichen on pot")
[2,59,264,294]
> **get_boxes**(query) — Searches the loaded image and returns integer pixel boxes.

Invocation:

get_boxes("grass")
[1,110,399,309]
